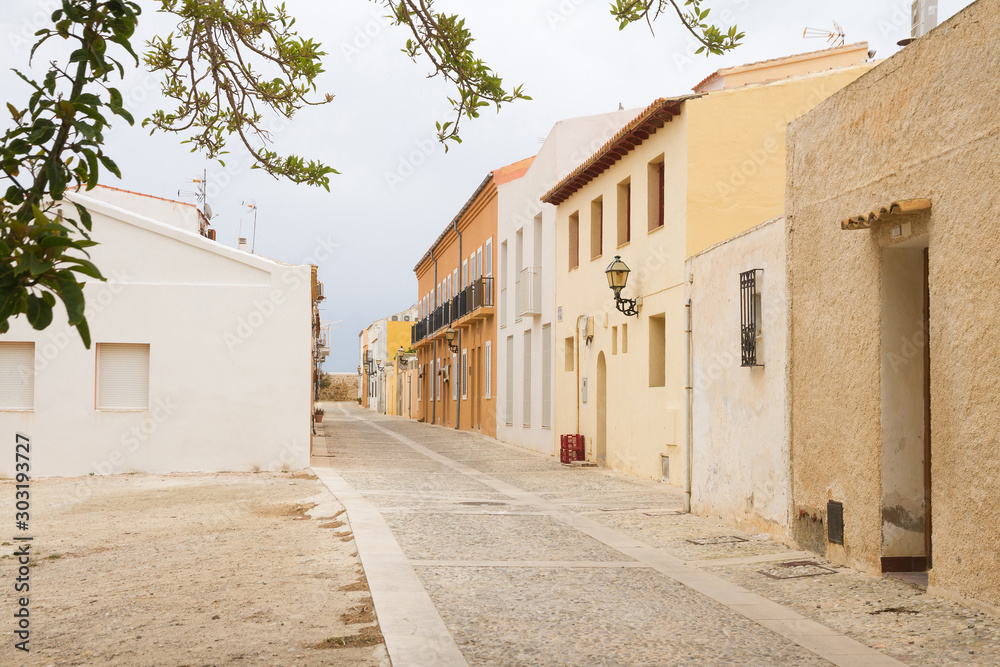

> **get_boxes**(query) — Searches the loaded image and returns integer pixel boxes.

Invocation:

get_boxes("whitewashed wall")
[0,191,312,478]
[688,217,789,538]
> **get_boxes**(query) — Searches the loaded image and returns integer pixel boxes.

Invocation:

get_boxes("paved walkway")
[313,403,1000,666]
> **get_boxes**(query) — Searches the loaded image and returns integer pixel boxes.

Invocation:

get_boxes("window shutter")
[523,330,532,427]
[542,325,552,428]
[462,350,468,399]
[484,340,492,399]
[0,343,34,410]
[505,336,514,425]
[97,344,150,410]
[485,238,493,276]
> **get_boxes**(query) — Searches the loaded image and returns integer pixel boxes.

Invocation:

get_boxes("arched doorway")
[596,352,607,464]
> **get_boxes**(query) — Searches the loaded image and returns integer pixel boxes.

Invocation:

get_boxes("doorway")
[596,352,607,464]
[880,244,931,574]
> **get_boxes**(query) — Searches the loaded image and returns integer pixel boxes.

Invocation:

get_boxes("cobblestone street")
[313,403,1000,666]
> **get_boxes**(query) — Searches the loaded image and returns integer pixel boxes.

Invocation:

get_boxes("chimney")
[900,0,939,45]
[238,237,247,252]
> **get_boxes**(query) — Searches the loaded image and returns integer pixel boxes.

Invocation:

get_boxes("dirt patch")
[0,473,386,666]
[320,520,347,529]
[341,598,377,625]
[314,626,384,650]
[339,573,371,592]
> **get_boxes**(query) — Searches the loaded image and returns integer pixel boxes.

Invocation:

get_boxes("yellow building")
[543,44,874,493]
[359,307,418,415]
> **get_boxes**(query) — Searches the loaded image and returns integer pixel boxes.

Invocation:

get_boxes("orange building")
[411,160,532,435]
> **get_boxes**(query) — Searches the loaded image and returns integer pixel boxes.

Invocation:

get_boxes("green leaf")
[25,294,53,330]
[54,271,86,325]
[27,253,54,276]
[98,154,121,179]
[75,316,92,349]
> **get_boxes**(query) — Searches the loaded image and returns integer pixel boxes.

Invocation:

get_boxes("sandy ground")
[0,471,388,666]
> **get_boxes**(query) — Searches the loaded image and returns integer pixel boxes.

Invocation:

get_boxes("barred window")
[740,269,764,367]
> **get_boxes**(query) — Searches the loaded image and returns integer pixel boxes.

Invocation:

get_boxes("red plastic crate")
[560,434,585,463]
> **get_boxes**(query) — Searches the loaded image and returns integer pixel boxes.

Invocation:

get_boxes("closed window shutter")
[97,344,150,410]
[523,330,532,427]
[0,343,34,410]
[462,350,468,399]
[542,325,552,428]
[505,337,513,425]
[484,340,492,399]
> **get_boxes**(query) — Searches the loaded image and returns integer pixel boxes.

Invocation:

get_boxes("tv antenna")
[242,200,259,254]
[177,169,215,220]
[803,21,846,47]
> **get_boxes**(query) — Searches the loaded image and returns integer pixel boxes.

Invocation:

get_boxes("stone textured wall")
[786,0,1000,608]
[320,374,359,402]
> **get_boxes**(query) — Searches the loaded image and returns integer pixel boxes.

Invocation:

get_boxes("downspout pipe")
[432,256,438,426]
[455,220,462,430]
[684,289,694,514]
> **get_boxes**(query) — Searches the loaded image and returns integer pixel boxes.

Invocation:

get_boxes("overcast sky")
[0,0,973,371]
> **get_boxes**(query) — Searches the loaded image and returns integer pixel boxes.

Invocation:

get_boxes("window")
[452,270,458,299]
[462,349,468,399]
[617,179,631,246]
[97,343,150,410]
[446,275,451,302]
[470,252,477,281]
[452,352,458,400]
[590,197,603,259]
[541,325,552,429]
[568,212,579,270]
[612,326,618,355]
[476,247,483,278]
[0,342,34,410]
[523,330,532,427]
[505,336,513,426]
[418,365,422,400]
[485,237,493,276]
[436,358,441,401]
[648,155,665,231]
[463,259,469,289]
[649,315,665,387]
[484,340,492,399]
[564,335,575,372]
[622,323,628,354]
[741,269,764,367]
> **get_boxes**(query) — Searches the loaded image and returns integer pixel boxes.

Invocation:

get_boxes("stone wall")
[786,0,1000,610]
[320,374,359,402]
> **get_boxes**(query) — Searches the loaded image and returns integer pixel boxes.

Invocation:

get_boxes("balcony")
[516,267,542,318]
[410,277,494,347]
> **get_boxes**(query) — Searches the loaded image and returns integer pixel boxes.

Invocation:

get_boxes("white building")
[687,217,790,539]
[495,109,637,455]
[0,187,315,477]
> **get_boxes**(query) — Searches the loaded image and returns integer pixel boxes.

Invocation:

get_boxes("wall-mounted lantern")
[605,256,640,317]
[444,326,460,353]
[357,365,362,376]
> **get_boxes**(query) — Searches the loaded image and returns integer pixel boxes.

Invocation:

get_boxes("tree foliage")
[0,0,740,346]
[611,0,744,55]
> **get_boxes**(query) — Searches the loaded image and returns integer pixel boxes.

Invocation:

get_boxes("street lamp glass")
[606,255,630,292]
[444,326,457,343]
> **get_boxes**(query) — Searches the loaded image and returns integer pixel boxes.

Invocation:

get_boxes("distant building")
[543,44,874,491]
[410,162,530,435]
[359,307,417,415]
[0,187,316,476]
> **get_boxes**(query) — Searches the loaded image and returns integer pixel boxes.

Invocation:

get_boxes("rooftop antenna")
[803,21,846,47]
[177,168,215,223]
[241,200,258,254]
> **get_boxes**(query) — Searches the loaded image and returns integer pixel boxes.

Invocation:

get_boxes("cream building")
[496,109,636,455]
[543,45,875,493]
[785,0,1000,612]
[358,306,418,415]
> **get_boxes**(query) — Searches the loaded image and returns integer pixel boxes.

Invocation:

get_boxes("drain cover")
[758,561,838,580]
[686,536,748,545]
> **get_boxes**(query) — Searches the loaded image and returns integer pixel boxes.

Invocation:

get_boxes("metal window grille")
[740,269,764,367]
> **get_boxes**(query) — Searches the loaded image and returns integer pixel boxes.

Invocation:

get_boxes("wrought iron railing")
[410,277,494,345]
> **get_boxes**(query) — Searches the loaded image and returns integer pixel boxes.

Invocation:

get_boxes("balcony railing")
[410,277,494,346]
[515,267,542,318]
